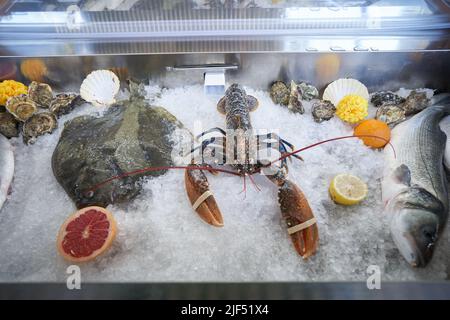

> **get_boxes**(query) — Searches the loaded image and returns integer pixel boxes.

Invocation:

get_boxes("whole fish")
[382,94,450,267]
[0,134,14,211]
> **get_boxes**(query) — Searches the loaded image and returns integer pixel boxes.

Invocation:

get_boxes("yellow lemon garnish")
[329,174,368,206]
[335,94,368,124]
[0,80,28,106]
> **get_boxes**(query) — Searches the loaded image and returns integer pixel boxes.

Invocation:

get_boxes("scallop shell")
[80,70,120,107]
[322,78,369,106]
[5,94,37,122]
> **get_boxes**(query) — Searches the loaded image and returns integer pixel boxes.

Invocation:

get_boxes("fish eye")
[422,226,436,242]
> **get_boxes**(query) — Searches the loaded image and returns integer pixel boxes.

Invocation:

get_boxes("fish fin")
[217,96,226,115]
[431,93,450,108]
[246,95,259,112]
[393,164,412,186]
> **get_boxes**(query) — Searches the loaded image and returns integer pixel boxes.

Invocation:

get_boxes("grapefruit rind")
[56,206,117,263]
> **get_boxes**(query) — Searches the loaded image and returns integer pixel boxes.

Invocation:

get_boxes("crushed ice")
[0,85,448,282]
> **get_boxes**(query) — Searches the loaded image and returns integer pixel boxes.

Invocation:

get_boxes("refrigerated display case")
[0,0,450,299]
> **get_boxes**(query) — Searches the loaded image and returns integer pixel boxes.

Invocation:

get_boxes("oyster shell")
[370,91,405,108]
[5,94,37,122]
[311,100,336,123]
[402,90,429,116]
[0,112,19,138]
[28,81,53,108]
[270,81,290,106]
[22,111,57,144]
[375,104,406,127]
[49,93,82,117]
[297,82,319,101]
[287,81,304,114]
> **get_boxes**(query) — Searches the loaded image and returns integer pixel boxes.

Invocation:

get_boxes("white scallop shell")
[322,78,369,106]
[80,70,120,107]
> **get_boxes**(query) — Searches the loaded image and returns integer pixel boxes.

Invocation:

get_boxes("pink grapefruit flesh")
[57,206,117,263]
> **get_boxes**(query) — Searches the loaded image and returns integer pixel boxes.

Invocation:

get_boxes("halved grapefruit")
[57,206,117,263]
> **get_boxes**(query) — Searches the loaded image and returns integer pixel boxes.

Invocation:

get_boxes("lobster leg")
[196,127,226,140]
[266,170,319,258]
[257,133,303,161]
[185,164,224,227]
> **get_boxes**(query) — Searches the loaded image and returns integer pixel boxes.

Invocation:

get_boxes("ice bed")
[0,0,450,299]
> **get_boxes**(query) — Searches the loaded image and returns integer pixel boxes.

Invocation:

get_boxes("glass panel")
[0,1,449,55]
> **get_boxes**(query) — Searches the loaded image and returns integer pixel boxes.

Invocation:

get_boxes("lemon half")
[329,174,368,205]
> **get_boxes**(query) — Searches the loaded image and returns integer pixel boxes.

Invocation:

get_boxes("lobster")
[185,84,319,258]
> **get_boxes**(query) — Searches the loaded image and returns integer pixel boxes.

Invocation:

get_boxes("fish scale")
[390,105,448,205]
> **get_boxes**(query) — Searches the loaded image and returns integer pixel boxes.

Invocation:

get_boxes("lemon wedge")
[329,174,368,205]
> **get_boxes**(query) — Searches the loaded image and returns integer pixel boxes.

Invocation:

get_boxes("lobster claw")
[277,180,319,258]
[185,166,224,227]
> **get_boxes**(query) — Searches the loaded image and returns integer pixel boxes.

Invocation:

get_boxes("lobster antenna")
[239,174,247,199]
[248,173,261,192]
[270,134,396,166]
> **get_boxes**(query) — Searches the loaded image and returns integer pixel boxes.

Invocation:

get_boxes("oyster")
[22,111,57,144]
[287,81,304,114]
[49,93,82,117]
[402,90,429,116]
[270,81,290,106]
[5,94,37,122]
[371,91,405,108]
[28,81,53,108]
[311,100,336,123]
[0,112,19,138]
[375,104,406,127]
[296,82,319,101]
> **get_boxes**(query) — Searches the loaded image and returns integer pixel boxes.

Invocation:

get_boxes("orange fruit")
[353,119,390,148]
[20,59,48,82]
[315,54,340,83]
[57,206,117,263]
